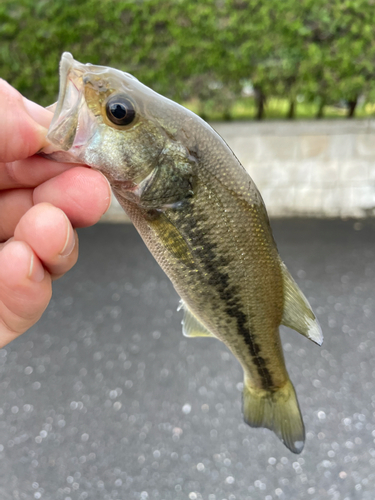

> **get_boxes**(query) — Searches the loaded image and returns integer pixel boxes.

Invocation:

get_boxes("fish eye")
[105,95,135,126]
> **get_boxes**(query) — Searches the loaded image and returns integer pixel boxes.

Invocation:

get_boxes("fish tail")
[242,378,305,454]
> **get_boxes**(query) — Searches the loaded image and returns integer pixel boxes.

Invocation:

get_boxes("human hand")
[0,79,111,347]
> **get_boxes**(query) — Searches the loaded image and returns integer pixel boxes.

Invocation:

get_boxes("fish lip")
[56,53,75,117]
[47,52,77,137]
[44,52,96,159]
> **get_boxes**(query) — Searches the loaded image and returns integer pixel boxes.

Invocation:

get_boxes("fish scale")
[176,180,284,386]
[42,52,323,454]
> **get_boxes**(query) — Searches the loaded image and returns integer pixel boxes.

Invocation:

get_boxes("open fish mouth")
[43,52,96,159]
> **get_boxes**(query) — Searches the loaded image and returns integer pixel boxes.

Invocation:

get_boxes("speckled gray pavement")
[2,219,375,500]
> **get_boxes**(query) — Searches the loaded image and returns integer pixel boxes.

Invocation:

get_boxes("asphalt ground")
[1,218,375,500]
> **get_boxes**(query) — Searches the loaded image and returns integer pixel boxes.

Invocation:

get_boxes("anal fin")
[280,262,323,346]
[179,300,216,338]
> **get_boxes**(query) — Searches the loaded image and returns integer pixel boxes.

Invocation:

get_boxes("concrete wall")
[101,119,375,221]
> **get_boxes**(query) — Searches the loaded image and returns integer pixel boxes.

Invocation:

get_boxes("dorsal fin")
[179,300,216,338]
[280,262,323,345]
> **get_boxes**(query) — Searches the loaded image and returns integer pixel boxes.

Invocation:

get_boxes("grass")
[183,97,375,121]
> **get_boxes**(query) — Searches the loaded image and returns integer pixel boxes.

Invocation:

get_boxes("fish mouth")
[43,52,96,160]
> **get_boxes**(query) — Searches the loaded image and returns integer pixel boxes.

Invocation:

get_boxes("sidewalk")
[101,119,375,221]
[4,220,375,498]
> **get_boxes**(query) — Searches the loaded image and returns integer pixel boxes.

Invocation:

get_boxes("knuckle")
[4,161,22,187]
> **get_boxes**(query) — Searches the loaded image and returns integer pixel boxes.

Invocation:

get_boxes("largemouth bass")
[42,53,323,454]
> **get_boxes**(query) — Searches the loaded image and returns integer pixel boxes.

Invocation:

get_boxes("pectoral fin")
[179,300,216,338]
[148,214,195,267]
[280,262,323,345]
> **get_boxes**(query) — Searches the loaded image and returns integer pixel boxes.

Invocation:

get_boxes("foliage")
[1,0,375,119]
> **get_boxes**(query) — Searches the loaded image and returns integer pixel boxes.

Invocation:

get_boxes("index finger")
[0,79,50,162]
[0,80,87,189]
[0,155,78,190]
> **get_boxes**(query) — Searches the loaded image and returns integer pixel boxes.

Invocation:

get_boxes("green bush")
[1,0,374,119]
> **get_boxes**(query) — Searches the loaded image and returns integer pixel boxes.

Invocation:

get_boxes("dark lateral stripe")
[169,204,274,389]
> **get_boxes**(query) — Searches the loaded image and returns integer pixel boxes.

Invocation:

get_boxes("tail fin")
[243,378,305,454]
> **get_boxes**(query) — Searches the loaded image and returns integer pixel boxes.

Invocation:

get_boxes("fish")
[42,52,323,454]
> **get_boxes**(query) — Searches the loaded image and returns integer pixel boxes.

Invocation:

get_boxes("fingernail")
[60,217,75,257]
[46,102,57,113]
[102,175,112,214]
[23,97,52,129]
[28,254,45,283]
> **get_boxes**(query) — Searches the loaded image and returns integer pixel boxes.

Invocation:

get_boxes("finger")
[0,240,51,347]
[0,188,33,242]
[0,167,111,241]
[23,97,53,129]
[0,79,51,162]
[0,155,75,190]
[14,203,79,279]
[33,167,112,227]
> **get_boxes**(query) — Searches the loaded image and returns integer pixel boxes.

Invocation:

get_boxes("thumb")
[0,79,52,162]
